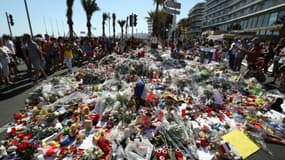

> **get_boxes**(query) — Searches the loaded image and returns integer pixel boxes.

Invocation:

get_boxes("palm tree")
[112,13,116,40]
[102,12,109,37]
[145,11,155,28]
[146,9,170,50]
[81,0,100,37]
[117,20,126,39]
[146,10,169,38]
[153,0,166,36]
[176,18,189,38]
[66,0,74,38]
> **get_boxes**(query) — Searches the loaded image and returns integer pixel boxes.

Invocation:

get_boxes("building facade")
[186,2,206,36]
[202,0,285,37]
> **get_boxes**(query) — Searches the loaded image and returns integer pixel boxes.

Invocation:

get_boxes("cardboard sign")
[222,130,260,159]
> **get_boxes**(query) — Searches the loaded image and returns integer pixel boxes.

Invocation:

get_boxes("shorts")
[0,61,9,77]
[30,57,43,69]
[50,52,60,61]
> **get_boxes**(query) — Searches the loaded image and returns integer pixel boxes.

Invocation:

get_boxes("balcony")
[208,0,265,23]
[204,3,285,28]
[186,28,202,33]
[189,12,204,18]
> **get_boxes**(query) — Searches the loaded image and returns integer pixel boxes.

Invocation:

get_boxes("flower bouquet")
[16,142,37,160]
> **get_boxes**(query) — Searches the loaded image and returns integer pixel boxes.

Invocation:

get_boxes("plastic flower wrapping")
[0,51,285,160]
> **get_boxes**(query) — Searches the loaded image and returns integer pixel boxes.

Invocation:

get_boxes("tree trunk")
[121,27,124,39]
[87,17,92,37]
[153,2,159,36]
[103,22,105,37]
[66,0,74,38]
[67,19,73,38]
[87,23,91,37]
[113,22,116,40]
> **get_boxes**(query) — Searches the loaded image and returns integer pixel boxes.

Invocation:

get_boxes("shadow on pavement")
[0,72,34,101]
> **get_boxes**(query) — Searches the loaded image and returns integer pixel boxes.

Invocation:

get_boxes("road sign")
[165,0,181,9]
[164,6,180,15]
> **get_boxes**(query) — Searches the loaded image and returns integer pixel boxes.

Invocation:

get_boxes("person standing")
[50,37,60,71]
[208,39,215,63]
[63,42,73,73]
[261,41,274,73]
[22,34,47,83]
[43,34,53,74]
[271,38,285,79]
[82,38,92,62]
[3,35,18,78]
[228,39,239,70]
[233,39,248,72]
[243,38,261,78]
[0,38,13,84]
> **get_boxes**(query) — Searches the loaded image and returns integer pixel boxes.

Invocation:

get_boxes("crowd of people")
[169,37,285,91]
[1,33,285,91]
[0,33,138,85]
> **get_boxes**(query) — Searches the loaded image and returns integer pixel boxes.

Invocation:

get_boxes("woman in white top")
[0,38,13,84]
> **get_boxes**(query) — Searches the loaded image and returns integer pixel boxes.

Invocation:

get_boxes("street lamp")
[24,0,33,37]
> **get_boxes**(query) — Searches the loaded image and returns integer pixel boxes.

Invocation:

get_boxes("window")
[268,12,278,25]
[266,30,273,35]
[247,17,254,28]
[262,13,270,26]
[273,31,279,36]
[240,21,245,29]
[250,16,258,28]
[260,30,266,35]
[276,10,285,24]
[256,14,265,27]
[244,19,249,29]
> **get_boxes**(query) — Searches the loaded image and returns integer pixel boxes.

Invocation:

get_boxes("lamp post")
[24,0,33,37]
[5,12,13,37]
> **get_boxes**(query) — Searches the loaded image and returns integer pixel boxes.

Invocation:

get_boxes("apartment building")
[186,2,206,36]
[202,0,285,37]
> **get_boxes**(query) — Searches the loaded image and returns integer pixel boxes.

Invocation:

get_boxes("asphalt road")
[0,63,74,131]
[0,58,284,160]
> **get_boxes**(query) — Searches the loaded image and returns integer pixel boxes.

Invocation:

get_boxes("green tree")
[66,0,74,38]
[102,12,109,37]
[118,20,126,39]
[152,0,166,36]
[176,18,189,38]
[81,0,100,37]
[112,13,116,40]
[146,10,170,38]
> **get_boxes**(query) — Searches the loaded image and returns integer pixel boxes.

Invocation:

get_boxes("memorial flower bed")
[0,51,284,160]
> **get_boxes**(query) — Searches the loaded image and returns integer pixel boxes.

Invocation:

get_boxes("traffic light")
[129,14,133,27]
[134,14,137,27]
[9,14,14,26]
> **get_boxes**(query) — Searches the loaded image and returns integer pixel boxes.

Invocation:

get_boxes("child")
[63,43,73,73]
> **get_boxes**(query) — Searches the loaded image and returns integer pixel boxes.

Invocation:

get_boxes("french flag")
[134,80,149,100]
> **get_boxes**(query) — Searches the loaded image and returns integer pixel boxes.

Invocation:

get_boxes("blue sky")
[0,0,204,37]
